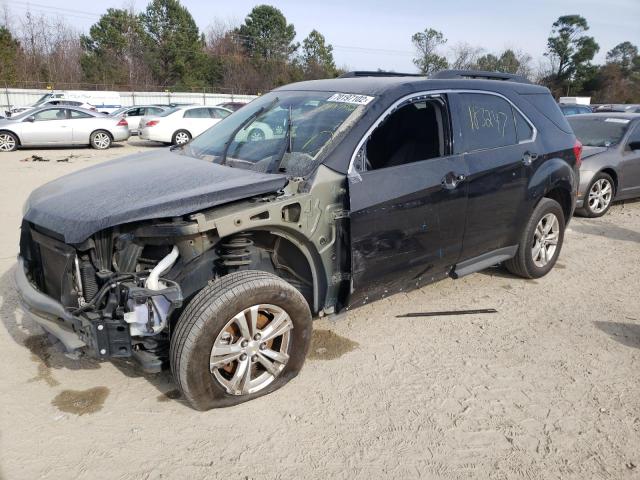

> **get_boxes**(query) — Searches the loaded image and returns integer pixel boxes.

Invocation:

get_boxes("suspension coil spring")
[217,233,253,269]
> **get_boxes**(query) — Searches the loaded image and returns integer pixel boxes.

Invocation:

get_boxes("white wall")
[0,88,257,111]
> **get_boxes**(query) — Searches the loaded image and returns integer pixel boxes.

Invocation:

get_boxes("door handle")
[442,172,466,190]
[522,151,538,166]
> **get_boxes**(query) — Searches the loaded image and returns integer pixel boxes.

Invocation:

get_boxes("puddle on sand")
[308,330,359,360]
[502,284,514,291]
[555,263,567,270]
[157,389,182,402]
[24,335,60,387]
[51,387,109,415]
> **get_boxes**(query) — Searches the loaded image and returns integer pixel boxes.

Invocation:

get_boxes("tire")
[0,131,18,152]
[576,172,615,218]
[90,130,112,150]
[504,198,565,279]
[247,128,265,142]
[172,130,191,145]
[170,270,312,410]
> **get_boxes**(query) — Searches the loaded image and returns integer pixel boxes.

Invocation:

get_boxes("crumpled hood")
[581,146,608,160]
[23,150,287,243]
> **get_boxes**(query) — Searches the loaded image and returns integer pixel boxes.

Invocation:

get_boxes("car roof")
[568,113,640,120]
[274,76,549,97]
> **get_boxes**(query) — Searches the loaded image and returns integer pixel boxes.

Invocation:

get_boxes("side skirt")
[450,245,518,279]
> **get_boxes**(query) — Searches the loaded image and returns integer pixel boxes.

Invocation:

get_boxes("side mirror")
[24,116,35,123]
[629,141,640,151]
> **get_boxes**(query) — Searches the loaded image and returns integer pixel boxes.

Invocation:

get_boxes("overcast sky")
[6,0,640,71]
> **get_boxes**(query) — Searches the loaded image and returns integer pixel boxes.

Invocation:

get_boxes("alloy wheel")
[210,304,293,396]
[588,178,613,214]
[175,132,190,144]
[93,132,111,149]
[0,133,16,151]
[531,213,559,268]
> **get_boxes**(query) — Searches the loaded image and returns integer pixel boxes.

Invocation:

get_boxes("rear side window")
[513,107,534,142]
[521,93,572,133]
[458,93,517,151]
[69,109,92,119]
[184,108,210,119]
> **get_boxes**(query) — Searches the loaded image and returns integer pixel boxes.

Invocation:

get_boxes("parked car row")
[559,102,640,116]
[0,102,246,151]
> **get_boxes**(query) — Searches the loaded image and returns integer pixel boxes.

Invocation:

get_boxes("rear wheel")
[90,130,112,150]
[170,270,312,410]
[505,198,565,278]
[578,172,615,218]
[0,132,18,152]
[172,130,191,145]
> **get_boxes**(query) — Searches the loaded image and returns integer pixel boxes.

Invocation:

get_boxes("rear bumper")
[111,127,130,142]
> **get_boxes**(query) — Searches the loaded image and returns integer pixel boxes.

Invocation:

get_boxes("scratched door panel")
[348,154,468,307]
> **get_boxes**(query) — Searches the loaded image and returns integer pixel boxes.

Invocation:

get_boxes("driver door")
[347,95,468,306]
[619,122,640,197]
[20,108,73,145]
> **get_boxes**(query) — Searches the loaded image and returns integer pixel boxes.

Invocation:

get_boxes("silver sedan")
[0,106,130,152]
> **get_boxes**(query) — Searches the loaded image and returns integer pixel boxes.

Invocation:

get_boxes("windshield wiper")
[220,97,278,166]
[267,105,293,173]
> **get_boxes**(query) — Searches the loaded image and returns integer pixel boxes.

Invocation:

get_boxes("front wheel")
[0,132,18,152]
[90,130,112,150]
[504,198,565,279]
[170,270,312,410]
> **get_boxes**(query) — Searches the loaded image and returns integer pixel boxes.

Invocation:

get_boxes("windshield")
[184,91,370,176]
[568,117,631,147]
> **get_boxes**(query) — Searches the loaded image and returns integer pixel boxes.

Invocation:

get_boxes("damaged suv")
[16,71,580,410]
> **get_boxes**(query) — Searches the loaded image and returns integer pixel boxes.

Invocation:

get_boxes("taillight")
[116,118,128,126]
[146,120,159,127]
[573,140,583,168]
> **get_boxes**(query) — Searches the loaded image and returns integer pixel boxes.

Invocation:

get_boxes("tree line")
[0,2,638,103]
[412,15,640,103]
[0,2,338,93]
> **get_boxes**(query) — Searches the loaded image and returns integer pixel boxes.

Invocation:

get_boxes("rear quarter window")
[521,93,572,133]
[457,93,517,151]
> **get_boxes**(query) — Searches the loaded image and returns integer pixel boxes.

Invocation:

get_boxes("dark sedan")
[568,113,640,217]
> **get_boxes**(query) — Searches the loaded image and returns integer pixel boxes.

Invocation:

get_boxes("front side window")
[184,91,370,176]
[33,109,67,121]
[568,117,631,147]
[362,98,448,171]
[458,93,517,151]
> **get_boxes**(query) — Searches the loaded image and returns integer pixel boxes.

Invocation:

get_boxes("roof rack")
[338,71,424,78]
[430,70,532,84]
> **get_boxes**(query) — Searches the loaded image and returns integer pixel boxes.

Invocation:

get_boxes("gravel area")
[0,141,639,480]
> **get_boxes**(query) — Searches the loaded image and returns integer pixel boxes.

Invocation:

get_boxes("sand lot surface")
[1,142,639,480]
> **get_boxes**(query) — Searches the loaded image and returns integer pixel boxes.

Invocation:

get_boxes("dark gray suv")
[16,70,580,409]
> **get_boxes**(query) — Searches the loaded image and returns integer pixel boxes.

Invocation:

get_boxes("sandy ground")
[0,141,639,480]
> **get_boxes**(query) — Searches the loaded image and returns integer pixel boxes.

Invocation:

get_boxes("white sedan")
[109,105,169,134]
[139,106,232,145]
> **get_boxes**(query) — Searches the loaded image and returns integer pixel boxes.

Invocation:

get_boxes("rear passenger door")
[183,107,216,137]
[450,92,536,261]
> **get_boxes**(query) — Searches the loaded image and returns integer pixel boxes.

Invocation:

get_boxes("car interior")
[366,99,446,170]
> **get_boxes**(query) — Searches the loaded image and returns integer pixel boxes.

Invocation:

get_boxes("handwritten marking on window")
[467,105,509,137]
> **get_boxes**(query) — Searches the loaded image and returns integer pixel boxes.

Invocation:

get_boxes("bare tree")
[449,42,484,70]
